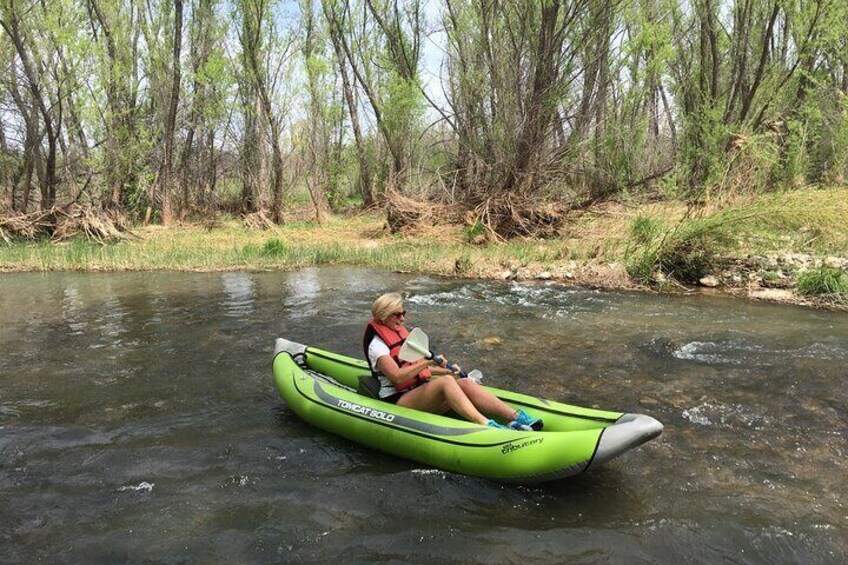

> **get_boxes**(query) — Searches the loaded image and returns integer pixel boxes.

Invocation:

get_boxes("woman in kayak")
[364,292,541,430]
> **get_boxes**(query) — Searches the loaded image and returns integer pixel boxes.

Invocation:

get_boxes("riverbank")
[2,188,847,311]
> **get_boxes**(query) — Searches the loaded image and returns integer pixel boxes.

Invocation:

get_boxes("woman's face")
[384,304,407,331]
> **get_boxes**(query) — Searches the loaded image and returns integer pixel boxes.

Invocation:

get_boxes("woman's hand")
[432,355,460,376]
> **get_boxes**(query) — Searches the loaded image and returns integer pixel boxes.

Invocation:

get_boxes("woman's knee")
[437,377,464,397]
[457,378,479,393]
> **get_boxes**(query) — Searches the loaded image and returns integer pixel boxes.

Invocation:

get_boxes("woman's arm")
[376,355,460,384]
[375,355,435,386]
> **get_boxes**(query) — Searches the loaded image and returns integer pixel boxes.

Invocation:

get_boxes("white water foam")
[674,339,846,366]
[682,405,714,426]
[674,341,740,364]
[408,282,597,320]
[119,481,154,493]
[672,340,774,365]
[411,468,446,478]
[682,403,768,429]
[794,341,848,361]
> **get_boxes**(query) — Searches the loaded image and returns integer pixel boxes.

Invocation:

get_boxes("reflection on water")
[283,268,322,318]
[61,285,87,335]
[0,268,846,563]
[221,272,256,317]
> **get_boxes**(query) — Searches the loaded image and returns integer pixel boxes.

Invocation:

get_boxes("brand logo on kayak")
[501,438,543,455]
[337,400,396,423]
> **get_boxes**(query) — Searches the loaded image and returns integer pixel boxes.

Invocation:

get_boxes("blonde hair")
[372,292,404,323]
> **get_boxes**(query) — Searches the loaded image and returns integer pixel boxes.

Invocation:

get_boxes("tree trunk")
[1,8,60,209]
[178,0,214,218]
[323,0,372,206]
[508,0,566,194]
[87,0,136,210]
[240,92,260,214]
[0,116,8,210]
[303,0,330,224]
[156,0,183,225]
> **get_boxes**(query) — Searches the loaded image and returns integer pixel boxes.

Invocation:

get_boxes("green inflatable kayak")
[272,337,663,483]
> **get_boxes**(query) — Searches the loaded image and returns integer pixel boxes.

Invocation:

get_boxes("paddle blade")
[398,327,432,362]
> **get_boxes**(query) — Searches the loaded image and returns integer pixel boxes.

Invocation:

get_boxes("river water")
[1,268,846,563]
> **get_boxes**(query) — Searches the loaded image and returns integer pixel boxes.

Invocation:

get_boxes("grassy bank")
[2,188,847,307]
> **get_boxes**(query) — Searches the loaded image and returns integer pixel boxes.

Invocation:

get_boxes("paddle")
[398,328,483,383]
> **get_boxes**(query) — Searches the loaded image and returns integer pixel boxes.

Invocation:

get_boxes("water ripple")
[673,338,848,367]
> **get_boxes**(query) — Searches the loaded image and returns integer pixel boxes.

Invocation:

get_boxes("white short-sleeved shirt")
[366,336,400,398]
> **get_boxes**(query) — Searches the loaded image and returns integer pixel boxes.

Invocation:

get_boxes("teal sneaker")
[509,409,543,431]
[487,419,506,429]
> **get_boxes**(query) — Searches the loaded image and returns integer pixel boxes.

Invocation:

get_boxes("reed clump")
[797,267,848,299]
[624,211,741,284]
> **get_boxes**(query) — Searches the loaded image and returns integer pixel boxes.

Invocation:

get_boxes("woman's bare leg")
[456,378,517,421]
[397,378,489,424]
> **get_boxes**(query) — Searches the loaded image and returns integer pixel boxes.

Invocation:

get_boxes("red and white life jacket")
[362,320,431,392]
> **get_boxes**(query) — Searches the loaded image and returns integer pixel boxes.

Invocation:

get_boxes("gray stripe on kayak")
[311,380,486,437]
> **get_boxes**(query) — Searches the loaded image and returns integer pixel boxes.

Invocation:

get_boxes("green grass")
[2,188,846,295]
[261,238,288,256]
[731,189,848,254]
[621,187,848,284]
[797,267,848,297]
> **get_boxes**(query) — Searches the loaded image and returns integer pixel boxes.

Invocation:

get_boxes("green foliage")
[381,74,422,133]
[656,218,736,283]
[797,267,848,297]
[762,271,781,282]
[625,211,740,284]
[827,97,848,183]
[678,105,728,201]
[463,220,486,243]
[624,216,664,282]
[240,243,261,258]
[629,215,664,246]
[4,0,848,225]
[261,238,288,256]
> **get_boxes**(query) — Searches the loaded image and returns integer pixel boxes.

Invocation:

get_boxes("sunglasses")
[390,310,407,318]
